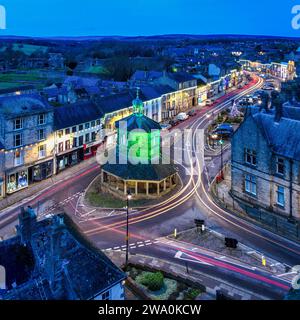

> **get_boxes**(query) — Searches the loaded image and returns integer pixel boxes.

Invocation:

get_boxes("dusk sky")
[0,0,299,37]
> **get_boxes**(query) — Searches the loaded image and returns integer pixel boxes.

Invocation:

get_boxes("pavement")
[105,248,277,300]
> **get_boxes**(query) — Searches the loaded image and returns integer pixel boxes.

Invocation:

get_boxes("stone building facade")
[231,107,300,221]
[0,95,54,196]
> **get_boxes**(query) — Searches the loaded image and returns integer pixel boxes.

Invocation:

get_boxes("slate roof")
[54,101,103,129]
[0,239,35,290]
[131,70,163,81]
[140,85,174,100]
[63,76,100,88]
[252,112,300,161]
[102,162,177,181]
[167,72,196,83]
[0,213,126,300]
[95,85,173,115]
[0,94,52,119]
[116,113,161,132]
[95,92,135,114]
[0,85,35,95]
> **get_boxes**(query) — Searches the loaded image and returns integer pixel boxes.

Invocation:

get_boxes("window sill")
[244,162,257,168]
[275,203,285,210]
[244,191,257,198]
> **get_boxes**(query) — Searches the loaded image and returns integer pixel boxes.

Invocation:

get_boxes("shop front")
[28,160,53,184]
[56,149,84,173]
[83,142,102,160]
[6,169,29,194]
[197,87,208,106]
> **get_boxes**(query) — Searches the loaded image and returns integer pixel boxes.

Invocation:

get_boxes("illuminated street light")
[219,139,224,179]
[125,190,132,269]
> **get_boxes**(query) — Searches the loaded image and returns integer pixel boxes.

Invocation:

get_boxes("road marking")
[277,271,297,277]
[175,250,213,266]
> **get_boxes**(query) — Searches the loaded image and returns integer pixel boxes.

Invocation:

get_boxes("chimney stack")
[274,103,283,123]
[17,206,37,245]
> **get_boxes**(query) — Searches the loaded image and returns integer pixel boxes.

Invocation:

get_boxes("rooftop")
[0,211,126,300]
[251,110,300,161]
[116,113,161,132]
[102,162,177,181]
[54,101,103,129]
[0,94,52,119]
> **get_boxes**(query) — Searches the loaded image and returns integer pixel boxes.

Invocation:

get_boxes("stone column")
[163,179,167,191]
[135,181,138,195]
[157,183,160,196]
[146,182,149,196]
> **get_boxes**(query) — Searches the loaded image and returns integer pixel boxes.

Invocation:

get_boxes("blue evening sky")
[0,0,299,37]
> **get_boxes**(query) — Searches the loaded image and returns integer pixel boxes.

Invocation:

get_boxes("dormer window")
[276,157,285,175]
[245,148,257,166]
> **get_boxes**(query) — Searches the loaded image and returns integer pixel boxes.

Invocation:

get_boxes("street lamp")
[211,133,218,149]
[219,138,224,179]
[125,190,132,269]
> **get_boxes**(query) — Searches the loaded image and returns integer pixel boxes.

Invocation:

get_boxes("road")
[0,75,298,299]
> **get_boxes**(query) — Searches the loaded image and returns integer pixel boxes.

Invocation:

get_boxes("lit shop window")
[7,170,28,193]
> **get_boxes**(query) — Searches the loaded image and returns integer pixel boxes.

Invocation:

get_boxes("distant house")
[130,70,163,85]
[0,208,126,300]
[48,53,65,69]
[231,105,300,221]
[0,85,37,98]
[42,84,68,104]
[63,76,102,103]
[155,72,197,118]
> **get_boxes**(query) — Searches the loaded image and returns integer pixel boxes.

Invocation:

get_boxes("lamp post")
[219,138,224,179]
[125,190,132,269]
[211,133,218,149]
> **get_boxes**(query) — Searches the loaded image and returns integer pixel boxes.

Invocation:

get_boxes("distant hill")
[0,34,299,42]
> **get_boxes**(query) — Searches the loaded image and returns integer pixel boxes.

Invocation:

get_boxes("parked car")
[161,123,172,131]
[188,109,197,117]
[262,85,274,91]
[213,123,234,137]
[169,119,180,127]
[176,112,189,121]
[206,99,214,106]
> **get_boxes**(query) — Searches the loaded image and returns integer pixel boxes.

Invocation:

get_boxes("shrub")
[138,272,164,291]
[185,288,202,300]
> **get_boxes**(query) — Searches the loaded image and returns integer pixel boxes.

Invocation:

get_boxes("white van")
[176,112,189,121]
